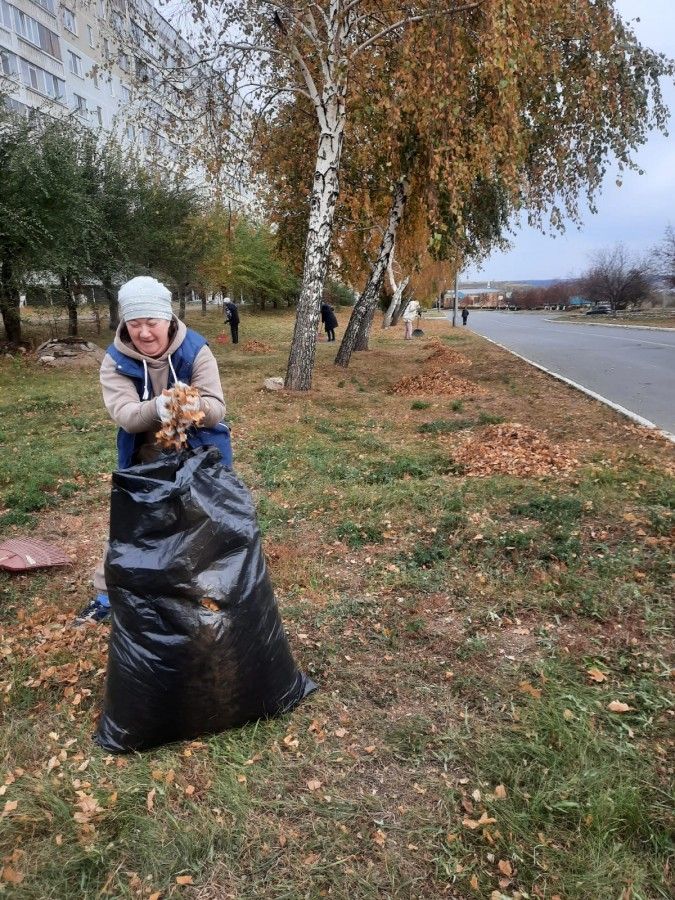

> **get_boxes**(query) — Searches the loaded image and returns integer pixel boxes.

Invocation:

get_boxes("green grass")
[0,309,672,899]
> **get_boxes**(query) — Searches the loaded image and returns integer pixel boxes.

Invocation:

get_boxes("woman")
[402,298,421,340]
[320,301,339,342]
[76,275,231,624]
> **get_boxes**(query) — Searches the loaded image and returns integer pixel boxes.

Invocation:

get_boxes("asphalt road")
[453,310,675,434]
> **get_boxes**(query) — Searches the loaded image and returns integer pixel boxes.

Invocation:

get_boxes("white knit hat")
[118,276,173,322]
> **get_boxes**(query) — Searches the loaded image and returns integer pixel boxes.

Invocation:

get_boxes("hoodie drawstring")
[168,353,178,387]
[141,359,149,400]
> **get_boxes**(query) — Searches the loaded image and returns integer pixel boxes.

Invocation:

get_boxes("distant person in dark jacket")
[461,307,469,326]
[321,302,338,342]
[224,298,240,344]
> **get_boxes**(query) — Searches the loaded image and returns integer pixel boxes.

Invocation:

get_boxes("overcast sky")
[464,0,675,283]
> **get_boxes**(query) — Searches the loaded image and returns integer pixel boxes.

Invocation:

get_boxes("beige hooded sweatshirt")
[99,317,226,460]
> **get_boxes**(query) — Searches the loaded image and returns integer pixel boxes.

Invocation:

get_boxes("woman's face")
[125,318,171,357]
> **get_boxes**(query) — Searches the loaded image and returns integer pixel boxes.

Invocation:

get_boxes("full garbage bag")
[95,446,316,753]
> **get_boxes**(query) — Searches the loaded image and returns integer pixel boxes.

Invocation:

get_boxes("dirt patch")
[390,370,487,397]
[35,337,105,369]
[243,339,274,353]
[452,422,578,477]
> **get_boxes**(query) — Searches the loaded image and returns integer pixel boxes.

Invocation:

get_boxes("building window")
[10,4,61,58]
[96,105,103,125]
[91,69,98,88]
[97,0,104,17]
[29,0,55,14]
[87,23,94,46]
[117,50,128,71]
[0,0,11,29]
[73,92,87,113]
[1,48,18,76]
[102,37,109,57]
[67,49,82,76]
[19,55,65,99]
[120,83,130,102]
[126,122,135,140]
[62,6,76,34]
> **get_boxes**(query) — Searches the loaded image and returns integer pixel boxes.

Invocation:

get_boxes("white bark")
[335,174,410,366]
[383,250,410,328]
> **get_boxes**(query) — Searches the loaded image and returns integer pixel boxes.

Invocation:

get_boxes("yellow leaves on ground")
[587,667,607,682]
[607,700,633,713]
[175,874,194,885]
[1,865,24,884]
[497,859,513,877]
[306,779,322,792]
[518,680,542,699]
[146,788,156,812]
[72,792,103,824]
[463,812,497,830]
[372,828,386,847]
[494,784,507,799]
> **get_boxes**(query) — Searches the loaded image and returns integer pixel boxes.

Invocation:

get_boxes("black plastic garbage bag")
[95,447,316,753]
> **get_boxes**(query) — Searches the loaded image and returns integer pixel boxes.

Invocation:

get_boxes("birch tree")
[168,0,487,389]
[248,1,671,374]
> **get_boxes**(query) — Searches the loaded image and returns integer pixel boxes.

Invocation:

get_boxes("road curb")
[547,317,674,332]
[473,333,675,444]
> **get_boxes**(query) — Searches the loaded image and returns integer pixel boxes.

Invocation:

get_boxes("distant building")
[0,0,198,173]
[440,287,506,309]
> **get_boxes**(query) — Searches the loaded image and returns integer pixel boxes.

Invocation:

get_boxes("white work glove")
[155,393,172,423]
[156,382,201,422]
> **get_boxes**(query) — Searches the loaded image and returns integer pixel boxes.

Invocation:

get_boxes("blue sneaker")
[75,593,111,625]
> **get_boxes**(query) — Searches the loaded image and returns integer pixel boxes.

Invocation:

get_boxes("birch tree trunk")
[382,252,410,328]
[285,94,346,390]
[335,175,409,368]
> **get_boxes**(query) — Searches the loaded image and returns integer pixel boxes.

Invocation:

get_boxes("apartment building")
[0,0,195,169]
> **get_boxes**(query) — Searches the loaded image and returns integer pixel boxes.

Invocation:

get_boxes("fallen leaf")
[364,745,376,754]
[498,859,513,877]
[146,788,156,812]
[518,680,542,699]
[2,800,18,815]
[372,829,386,846]
[334,728,347,738]
[563,708,575,721]
[306,779,322,792]
[236,774,247,784]
[470,874,479,890]
[303,853,320,866]
[608,701,632,713]
[1,866,24,884]
[184,785,195,796]
[587,667,607,683]
[463,813,497,830]
[494,784,507,799]
[149,893,162,900]
[175,875,194,885]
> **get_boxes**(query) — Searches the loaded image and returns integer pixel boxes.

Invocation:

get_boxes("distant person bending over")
[461,307,469,326]
[75,276,231,624]
[402,298,421,340]
[320,301,339,342]
[224,297,240,344]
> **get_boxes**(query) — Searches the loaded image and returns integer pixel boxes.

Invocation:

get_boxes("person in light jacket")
[402,298,421,340]
[76,276,231,624]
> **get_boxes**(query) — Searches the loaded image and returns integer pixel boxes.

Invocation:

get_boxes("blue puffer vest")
[106,328,233,470]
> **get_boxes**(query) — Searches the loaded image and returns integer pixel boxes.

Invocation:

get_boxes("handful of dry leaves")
[155,384,205,452]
